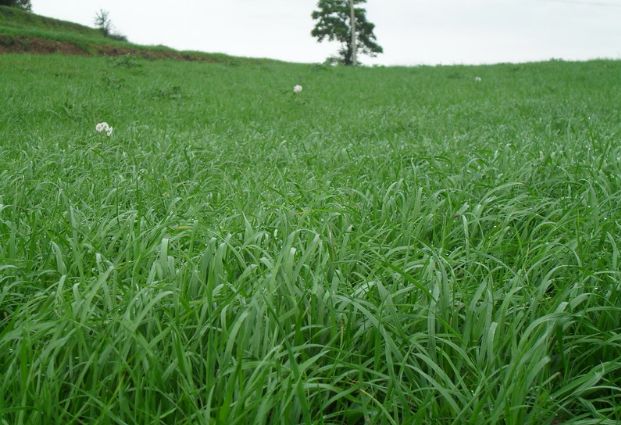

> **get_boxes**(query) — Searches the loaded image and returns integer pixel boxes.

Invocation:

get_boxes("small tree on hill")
[311,0,382,66]
[94,9,127,41]
[0,0,32,11]
[94,9,112,36]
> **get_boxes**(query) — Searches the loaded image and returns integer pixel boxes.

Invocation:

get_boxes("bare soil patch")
[0,35,218,62]
[0,35,87,55]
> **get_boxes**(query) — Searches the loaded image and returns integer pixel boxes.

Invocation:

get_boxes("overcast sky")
[33,0,621,65]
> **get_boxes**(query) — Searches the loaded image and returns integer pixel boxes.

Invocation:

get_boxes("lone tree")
[94,9,112,36]
[93,9,127,41]
[0,0,32,11]
[311,0,382,65]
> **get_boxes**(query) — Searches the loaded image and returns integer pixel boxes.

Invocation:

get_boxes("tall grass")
[0,55,620,424]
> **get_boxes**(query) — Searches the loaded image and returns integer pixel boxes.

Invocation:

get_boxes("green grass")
[0,54,620,424]
[0,5,105,37]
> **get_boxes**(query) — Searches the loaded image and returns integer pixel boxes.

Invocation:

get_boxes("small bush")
[108,33,127,42]
[110,54,142,69]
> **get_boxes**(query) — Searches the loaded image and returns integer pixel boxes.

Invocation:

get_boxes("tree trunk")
[349,0,357,66]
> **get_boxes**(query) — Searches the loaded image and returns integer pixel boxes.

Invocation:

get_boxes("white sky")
[32,0,621,65]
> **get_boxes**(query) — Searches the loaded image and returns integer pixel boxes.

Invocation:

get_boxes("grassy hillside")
[0,6,269,63]
[0,54,620,424]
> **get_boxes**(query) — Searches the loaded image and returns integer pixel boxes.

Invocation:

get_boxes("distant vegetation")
[312,0,382,65]
[0,0,30,11]
[94,9,127,42]
[94,9,113,37]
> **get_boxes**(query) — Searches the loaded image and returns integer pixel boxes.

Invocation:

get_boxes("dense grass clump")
[0,55,620,424]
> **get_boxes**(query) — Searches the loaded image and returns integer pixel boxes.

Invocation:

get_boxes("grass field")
[1,53,621,424]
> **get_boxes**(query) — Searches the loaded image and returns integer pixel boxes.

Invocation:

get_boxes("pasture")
[1,54,620,424]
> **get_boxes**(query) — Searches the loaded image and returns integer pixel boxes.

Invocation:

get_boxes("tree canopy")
[0,0,31,11]
[311,0,382,65]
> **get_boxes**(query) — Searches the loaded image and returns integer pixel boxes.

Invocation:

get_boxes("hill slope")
[0,6,271,63]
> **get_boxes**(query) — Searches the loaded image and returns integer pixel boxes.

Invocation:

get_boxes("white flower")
[95,122,109,133]
[96,122,113,136]
[474,76,482,82]
[293,84,303,94]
